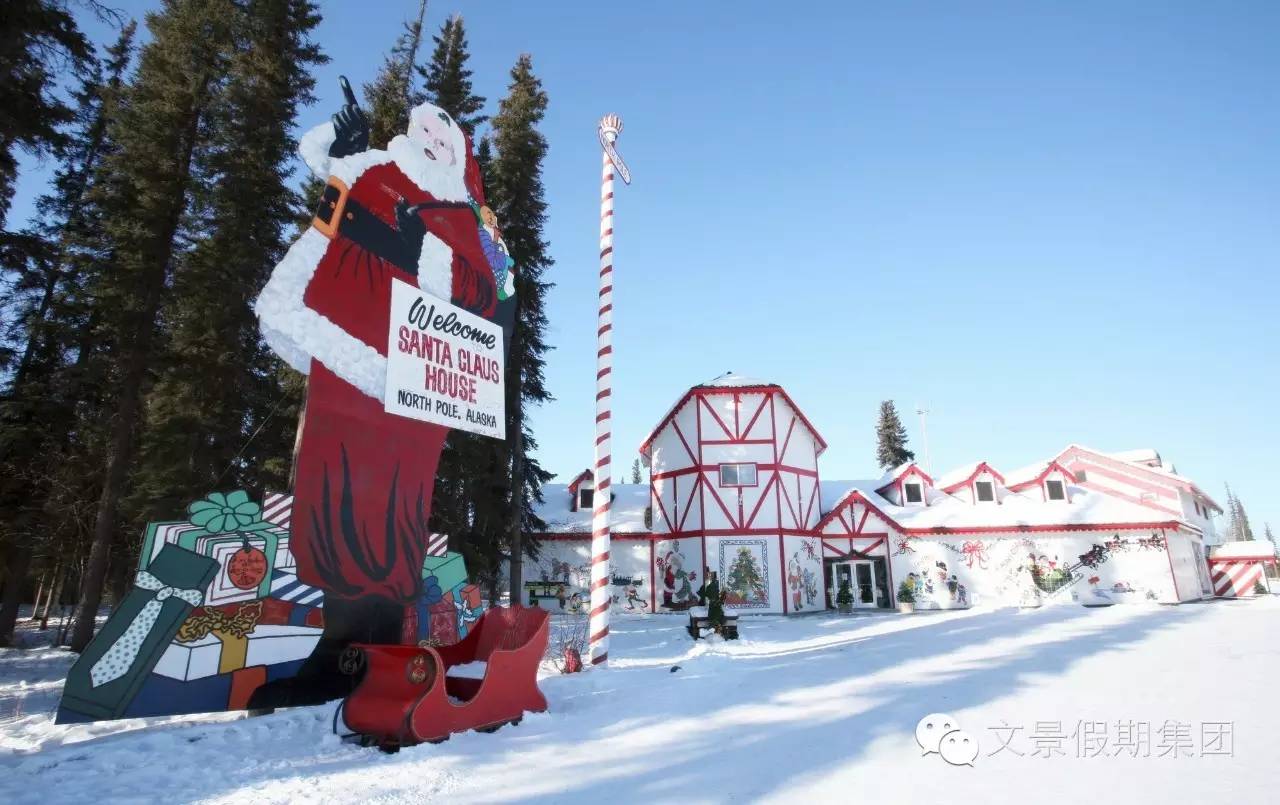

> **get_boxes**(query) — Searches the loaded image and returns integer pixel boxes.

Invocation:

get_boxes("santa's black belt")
[311,176,418,274]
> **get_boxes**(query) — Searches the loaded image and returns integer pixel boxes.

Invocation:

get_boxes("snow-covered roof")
[936,461,983,490]
[1209,541,1278,560]
[1003,460,1074,490]
[534,482,651,534]
[1107,448,1163,468]
[820,477,1184,534]
[698,371,772,388]
[873,461,931,491]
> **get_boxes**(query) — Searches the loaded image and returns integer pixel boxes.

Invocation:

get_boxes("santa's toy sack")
[338,605,549,749]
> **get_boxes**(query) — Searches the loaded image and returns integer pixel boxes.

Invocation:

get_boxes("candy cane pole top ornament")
[598,114,631,184]
[589,114,629,666]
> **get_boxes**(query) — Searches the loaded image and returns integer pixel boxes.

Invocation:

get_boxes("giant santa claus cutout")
[250,78,515,707]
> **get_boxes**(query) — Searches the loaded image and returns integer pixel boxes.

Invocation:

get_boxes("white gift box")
[152,624,322,682]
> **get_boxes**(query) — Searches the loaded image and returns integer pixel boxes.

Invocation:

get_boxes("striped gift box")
[263,492,292,529]
[269,569,325,608]
[427,532,448,557]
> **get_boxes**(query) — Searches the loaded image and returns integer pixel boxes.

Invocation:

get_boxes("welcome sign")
[384,278,505,439]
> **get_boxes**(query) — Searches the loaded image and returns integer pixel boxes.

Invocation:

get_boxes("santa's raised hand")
[329,76,369,158]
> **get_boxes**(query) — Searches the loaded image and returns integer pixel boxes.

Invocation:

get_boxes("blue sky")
[12,1,1279,535]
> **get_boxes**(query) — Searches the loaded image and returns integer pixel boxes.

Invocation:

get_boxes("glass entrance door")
[853,561,878,608]
[829,561,880,609]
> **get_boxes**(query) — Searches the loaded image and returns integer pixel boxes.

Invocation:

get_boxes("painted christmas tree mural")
[723,543,769,608]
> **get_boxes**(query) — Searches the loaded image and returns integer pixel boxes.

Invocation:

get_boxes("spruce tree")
[631,458,642,485]
[0,0,93,232]
[1235,494,1255,542]
[361,2,429,150]
[490,55,554,600]
[1265,523,1275,544]
[875,400,915,470]
[129,0,323,522]
[0,21,135,646]
[420,15,486,136]
[1224,483,1241,542]
[69,0,237,652]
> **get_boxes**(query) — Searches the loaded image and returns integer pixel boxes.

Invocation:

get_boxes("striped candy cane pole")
[590,115,630,666]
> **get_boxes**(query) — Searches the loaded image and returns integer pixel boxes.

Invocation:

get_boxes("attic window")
[719,463,758,487]
[1046,480,1066,501]
[1193,500,1202,517]
[904,482,924,504]
[975,481,995,502]
[578,488,594,509]
[1075,469,1087,483]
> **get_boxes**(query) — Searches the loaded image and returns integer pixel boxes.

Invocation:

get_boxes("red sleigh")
[340,605,549,749]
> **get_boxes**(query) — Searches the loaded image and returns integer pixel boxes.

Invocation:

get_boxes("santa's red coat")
[292,161,496,603]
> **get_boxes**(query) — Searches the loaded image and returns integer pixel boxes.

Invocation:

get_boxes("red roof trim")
[875,464,934,494]
[566,469,593,494]
[1006,460,1076,492]
[902,520,1182,536]
[812,488,1181,537]
[639,385,827,457]
[940,461,1007,494]
[536,531,654,541]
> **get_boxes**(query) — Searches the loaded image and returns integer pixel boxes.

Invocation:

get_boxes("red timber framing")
[1056,445,1222,513]
[639,384,827,613]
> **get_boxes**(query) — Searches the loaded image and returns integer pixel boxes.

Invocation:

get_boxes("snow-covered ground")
[3,599,1278,804]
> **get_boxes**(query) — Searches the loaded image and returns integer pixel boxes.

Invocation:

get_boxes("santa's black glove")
[395,200,427,272]
[329,76,369,159]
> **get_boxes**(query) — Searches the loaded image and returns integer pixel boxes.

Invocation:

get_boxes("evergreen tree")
[419,15,486,136]
[129,0,323,523]
[490,55,554,600]
[1265,523,1275,544]
[0,21,135,646]
[69,0,238,652]
[361,1,429,150]
[1224,483,1245,542]
[1234,493,1255,542]
[0,0,93,232]
[875,400,915,470]
[631,458,642,485]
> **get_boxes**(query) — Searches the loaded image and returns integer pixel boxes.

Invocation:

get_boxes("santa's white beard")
[387,134,470,202]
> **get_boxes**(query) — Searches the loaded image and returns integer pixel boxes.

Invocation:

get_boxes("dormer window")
[1046,480,1066,501]
[579,488,594,509]
[975,481,995,502]
[904,482,924,504]
[719,462,758,487]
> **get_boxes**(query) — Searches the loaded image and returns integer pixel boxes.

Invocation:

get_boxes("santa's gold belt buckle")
[312,175,351,239]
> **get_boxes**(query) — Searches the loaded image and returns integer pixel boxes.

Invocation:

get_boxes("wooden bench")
[687,607,739,640]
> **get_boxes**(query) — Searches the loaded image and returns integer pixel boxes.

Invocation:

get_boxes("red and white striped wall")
[1209,559,1273,598]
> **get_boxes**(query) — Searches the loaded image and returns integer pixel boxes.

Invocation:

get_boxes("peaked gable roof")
[639,375,827,457]
[938,461,1006,493]
[874,462,934,494]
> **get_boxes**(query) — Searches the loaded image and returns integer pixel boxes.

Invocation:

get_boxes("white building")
[521,373,1222,614]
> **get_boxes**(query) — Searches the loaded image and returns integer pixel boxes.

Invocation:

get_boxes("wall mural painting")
[786,538,821,612]
[903,559,968,610]
[719,539,770,609]
[613,574,649,612]
[656,540,700,611]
